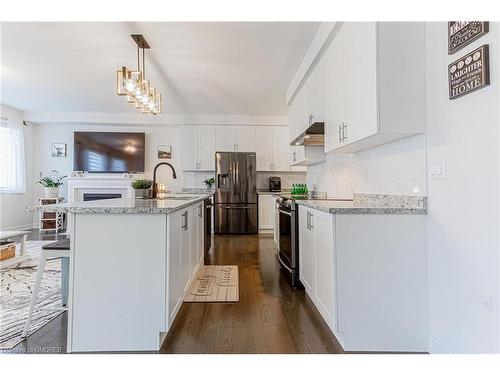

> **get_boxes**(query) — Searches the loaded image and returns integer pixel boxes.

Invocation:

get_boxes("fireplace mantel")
[67,175,135,202]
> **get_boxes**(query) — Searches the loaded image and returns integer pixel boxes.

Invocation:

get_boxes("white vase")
[44,187,59,198]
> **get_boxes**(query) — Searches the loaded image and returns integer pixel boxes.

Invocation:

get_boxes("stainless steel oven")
[276,197,301,288]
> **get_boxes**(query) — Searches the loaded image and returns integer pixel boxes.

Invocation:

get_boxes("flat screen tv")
[73,132,145,173]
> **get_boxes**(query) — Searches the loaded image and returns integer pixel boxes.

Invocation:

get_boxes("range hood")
[290,122,325,146]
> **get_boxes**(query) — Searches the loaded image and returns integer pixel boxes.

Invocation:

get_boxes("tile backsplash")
[256,171,306,190]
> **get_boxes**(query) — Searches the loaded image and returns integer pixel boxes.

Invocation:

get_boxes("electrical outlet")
[429,161,446,180]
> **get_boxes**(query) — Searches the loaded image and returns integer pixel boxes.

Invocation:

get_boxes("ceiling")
[1,22,319,116]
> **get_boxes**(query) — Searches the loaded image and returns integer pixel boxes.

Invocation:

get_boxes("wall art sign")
[448,21,489,54]
[448,44,490,100]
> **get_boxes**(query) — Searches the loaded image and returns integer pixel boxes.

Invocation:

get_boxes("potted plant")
[203,177,215,190]
[38,175,66,198]
[132,179,153,199]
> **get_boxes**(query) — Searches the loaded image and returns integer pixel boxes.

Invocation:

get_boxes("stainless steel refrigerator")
[215,152,258,234]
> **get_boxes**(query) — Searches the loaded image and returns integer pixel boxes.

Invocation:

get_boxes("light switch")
[429,161,446,180]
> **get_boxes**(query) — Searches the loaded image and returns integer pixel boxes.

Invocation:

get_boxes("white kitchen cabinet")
[255,128,274,171]
[215,127,235,152]
[215,126,256,152]
[196,202,204,265]
[167,210,184,325]
[288,88,305,143]
[303,59,325,129]
[324,22,425,153]
[234,126,256,152]
[272,127,291,171]
[298,207,315,294]
[298,206,335,331]
[255,127,292,171]
[335,214,427,352]
[258,194,276,231]
[312,209,336,332]
[167,202,205,329]
[181,126,216,170]
[297,205,428,352]
[324,28,346,153]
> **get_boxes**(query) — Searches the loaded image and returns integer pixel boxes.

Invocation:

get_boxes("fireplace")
[83,193,123,201]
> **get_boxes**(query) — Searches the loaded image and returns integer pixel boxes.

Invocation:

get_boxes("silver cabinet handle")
[309,212,314,229]
[342,123,347,142]
[338,124,342,143]
[182,211,188,230]
[306,211,310,230]
[198,205,202,217]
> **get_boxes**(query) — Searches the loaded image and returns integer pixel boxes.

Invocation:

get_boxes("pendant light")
[116,34,162,115]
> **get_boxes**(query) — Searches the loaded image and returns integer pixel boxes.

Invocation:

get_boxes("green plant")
[203,177,215,189]
[38,175,66,188]
[132,179,153,189]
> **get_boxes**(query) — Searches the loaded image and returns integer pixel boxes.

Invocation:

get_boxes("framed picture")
[51,143,67,157]
[448,22,489,55]
[158,145,172,159]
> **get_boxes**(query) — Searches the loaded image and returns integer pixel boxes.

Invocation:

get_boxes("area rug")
[184,265,239,303]
[0,241,64,350]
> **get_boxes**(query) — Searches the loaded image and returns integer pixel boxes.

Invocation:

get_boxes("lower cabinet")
[258,194,276,231]
[167,203,204,329]
[298,206,337,333]
[298,206,428,352]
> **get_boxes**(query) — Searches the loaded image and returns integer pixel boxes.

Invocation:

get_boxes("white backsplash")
[183,170,306,190]
[307,134,427,197]
[256,171,306,190]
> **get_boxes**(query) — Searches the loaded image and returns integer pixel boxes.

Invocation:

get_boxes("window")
[0,118,26,194]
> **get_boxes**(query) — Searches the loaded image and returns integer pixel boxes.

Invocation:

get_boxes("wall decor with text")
[51,143,67,157]
[449,44,490,100]
[448,21,489,54]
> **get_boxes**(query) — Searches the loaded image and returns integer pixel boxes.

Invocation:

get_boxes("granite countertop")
[27,193,213,215]
[294,194,427,215]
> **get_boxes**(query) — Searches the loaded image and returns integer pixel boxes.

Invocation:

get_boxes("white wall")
[307,134,427,196]
[425,22,499,353]
[0,104,36,231]
[32,123,185,206]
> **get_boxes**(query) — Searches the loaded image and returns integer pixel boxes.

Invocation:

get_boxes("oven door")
[278,205,293,269]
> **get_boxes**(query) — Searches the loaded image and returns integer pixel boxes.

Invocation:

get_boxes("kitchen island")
[32,194,212,352]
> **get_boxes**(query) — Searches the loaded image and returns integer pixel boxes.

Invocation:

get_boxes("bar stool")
[21,239,70,338]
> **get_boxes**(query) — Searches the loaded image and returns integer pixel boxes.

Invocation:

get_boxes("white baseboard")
[1,223,33,231]
[428,334,452,354]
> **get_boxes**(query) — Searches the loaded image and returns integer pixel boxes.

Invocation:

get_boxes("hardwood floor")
[160,234,343,354]
[7,231,343,354]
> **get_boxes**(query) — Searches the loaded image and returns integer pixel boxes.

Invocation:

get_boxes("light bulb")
[148,102,155,110]
[134,87,142,99]
[142,96,149,105]
[125,80,135,93]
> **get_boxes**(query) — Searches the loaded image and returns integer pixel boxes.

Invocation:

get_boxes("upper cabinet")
[215,126,256,152]
[181,126,216,171]
[289,61,325,143]
[256,127,293,171]
[324,22,425,153]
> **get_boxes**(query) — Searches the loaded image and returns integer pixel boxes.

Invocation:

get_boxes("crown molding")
[22,112,289,127]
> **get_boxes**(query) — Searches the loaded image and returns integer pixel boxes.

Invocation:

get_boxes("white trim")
[286,22,341,104]
[22,112,289,127]
[2,223,33,231]
[428,334,453,354]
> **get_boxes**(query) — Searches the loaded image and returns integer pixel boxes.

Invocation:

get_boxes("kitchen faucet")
[152,162,177,198]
